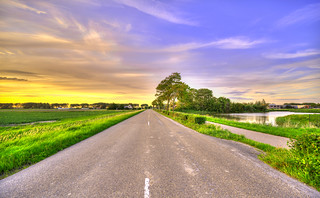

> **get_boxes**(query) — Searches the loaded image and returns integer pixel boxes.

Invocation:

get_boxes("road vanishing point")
[0,110,319,197]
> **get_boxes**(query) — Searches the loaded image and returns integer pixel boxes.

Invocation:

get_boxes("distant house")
[290,105,310,109]
[124,105,133,109]
[268,104,284,109]
[58,107,70,110]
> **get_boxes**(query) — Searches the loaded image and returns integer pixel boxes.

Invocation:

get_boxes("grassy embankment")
[0,110,142,178]
[156,110,320,191]
[270,109,320,113]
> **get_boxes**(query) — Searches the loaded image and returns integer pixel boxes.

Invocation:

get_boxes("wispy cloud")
[0,76,28,81]
[229,97,253,101]
[277,98,300,101]
[225,89,251,96]
[255,91,276,95]
[264,49,320,59]
[0,50,15,55]
[164,37,266,52]
[277,3,320,27]
[5,0,46,14]
[1,70,37,75]
[114,0,196,25]
[114,73,153,77]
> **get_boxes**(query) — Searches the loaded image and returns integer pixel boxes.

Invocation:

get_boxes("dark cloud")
[1,70,37,75]
[255,91,276,95]
[0,76,28,81]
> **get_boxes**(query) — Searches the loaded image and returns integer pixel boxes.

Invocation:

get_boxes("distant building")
[268,104,284,109]
[124,105,133,109]
[290,105,310,109]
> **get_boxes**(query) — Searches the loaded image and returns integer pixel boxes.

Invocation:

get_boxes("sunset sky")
[0,0,319,105]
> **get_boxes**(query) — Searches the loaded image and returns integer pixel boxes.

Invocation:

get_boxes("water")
[214,111,316,126]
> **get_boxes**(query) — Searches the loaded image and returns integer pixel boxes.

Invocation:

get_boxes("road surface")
[206,121,290,148]
[0,110,319,197]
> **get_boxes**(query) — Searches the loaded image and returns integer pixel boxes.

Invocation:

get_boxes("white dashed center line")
[144,178,150,198]
[148,121,150,126]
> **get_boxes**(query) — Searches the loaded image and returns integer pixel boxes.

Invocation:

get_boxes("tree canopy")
[154,72,269,113]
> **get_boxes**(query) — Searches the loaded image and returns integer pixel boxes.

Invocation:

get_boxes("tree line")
[0,103,150,109]
[152,72,268,113]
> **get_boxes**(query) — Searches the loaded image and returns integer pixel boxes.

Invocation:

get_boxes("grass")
[270,109,320,113]
[0,110,142,178]
[156,110,320,191]
[205,116,320,139]
[0,109,127,125]
[276,114,320,128]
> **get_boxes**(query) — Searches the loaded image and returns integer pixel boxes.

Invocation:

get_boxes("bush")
[291,133,320,154]
[179,113,188,120]
[187,115,206,124]
[195,116,206,124]
[291,133,320,185]
[173,112,179,117]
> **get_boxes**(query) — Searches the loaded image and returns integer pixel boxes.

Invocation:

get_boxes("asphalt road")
[0,110,319,197]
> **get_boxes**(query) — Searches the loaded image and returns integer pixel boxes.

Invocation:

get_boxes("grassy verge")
[205,116,319,139]
[0,110,142,178]
[276,114,320,128]
[0,109,127,125]
[156,110,320,191]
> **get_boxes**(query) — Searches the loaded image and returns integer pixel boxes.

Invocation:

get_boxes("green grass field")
[0,109,127,125]
[0,110,142,178]
[276,114,320,128]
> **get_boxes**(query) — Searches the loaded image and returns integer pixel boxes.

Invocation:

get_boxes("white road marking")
[144,178,150,198]
[148,121,150,126]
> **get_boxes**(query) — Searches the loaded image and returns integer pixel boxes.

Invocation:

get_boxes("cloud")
[255,91,276,95]
[229,97,253,101]
[114,0,196,25]
[1,70,37,75]
[264,49,320,59]
[211,38,266,49]
[0,32,70,48]
[225,89,251,96]
[0,50,15,55]
[164,37,266,52]
[277,3,320,27]
[0,77,28,81]
[5,1,46,14]
[277,98,300,101]
[114,73,153,77]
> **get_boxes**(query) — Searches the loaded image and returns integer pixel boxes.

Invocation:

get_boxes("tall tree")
[155,72,182,111]
[195,88,213,111]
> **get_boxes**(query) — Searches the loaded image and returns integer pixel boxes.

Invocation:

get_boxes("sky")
[0,0,319,105]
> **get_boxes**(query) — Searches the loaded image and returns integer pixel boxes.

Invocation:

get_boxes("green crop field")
[0,110,142,178]
[0,109,127,125]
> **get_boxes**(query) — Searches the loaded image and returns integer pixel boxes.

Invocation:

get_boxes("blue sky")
[0,0,319,104]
